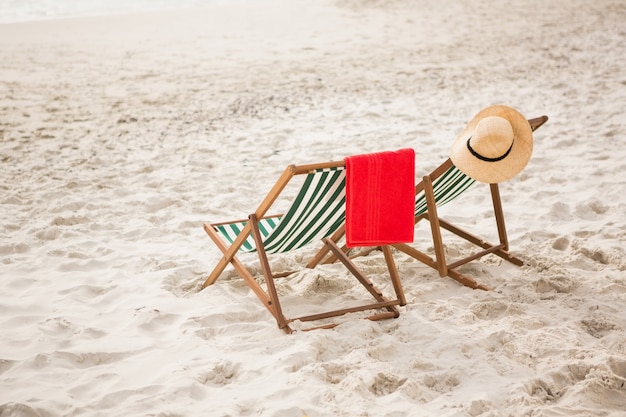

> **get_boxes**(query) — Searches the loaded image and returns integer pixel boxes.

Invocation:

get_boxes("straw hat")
[450,105,533,183]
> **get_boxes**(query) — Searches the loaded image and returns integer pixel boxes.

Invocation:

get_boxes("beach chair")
[397,115,549,290]
[202,161,406,333]
[311,115,549,291]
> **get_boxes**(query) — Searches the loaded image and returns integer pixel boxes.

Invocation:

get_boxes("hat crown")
[449,105,534,183]
[469,116,514,159]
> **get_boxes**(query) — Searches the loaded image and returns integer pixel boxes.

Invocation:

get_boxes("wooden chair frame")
[392,157,512,290]
[202,161,406,333]
[310,116,549,291]
[397,115,548,290]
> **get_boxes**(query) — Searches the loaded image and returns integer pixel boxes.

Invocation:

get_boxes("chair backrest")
[214,166,346,254]
[414,163,475,216]
[263,166,346,253]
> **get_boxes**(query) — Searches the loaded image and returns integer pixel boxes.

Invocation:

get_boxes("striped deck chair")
[202,161,406,333]
[310,116,549,291]
[392,115,549,290]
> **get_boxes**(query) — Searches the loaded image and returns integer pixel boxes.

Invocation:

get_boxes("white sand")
[1,0,625,415]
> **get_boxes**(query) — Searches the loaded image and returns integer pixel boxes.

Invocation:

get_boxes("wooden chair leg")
[203,223,276,310]
[423,175,448,277]
[490,184,523,266]
[490,183,510,251]
[306,225,345,268]
[323,238,400,317]
[249,214,290,331]
[381,245,406,306]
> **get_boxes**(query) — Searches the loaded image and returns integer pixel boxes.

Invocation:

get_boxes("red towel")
[344,148,415,247]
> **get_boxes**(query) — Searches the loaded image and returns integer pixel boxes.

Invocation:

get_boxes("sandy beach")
[1,0,625,416]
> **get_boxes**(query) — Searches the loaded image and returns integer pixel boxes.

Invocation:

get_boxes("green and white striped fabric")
[214,216,281,253]
[216,163,473,254]
[214,166,346,254]
[414,164,475,216]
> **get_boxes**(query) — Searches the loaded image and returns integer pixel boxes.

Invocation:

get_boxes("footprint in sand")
[0,359,16,376]
[196,360,241,386]
[469,300,516,320]
[577,245,610,265]
[534,275,578,294]
[422,371,461,394]
[580,315,619,339]
[574,199,609,220]
[551,236,570,251]
[317,363,350,384]
[0,403,42,417]
[525,361,626,410]
[369,372,407,396]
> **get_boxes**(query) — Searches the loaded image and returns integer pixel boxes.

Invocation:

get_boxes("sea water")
[0,0,226,24]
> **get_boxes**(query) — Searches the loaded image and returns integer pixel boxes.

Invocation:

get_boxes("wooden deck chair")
[393,115,549,290]
[202,161,406,333]
[310,115,549,291]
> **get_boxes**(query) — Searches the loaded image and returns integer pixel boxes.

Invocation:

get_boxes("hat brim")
[450,105,533,183]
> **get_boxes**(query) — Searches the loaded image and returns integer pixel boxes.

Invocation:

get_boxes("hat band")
[466,137,514,162]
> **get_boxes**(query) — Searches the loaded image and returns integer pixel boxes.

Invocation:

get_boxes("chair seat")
[214,217,282,253]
